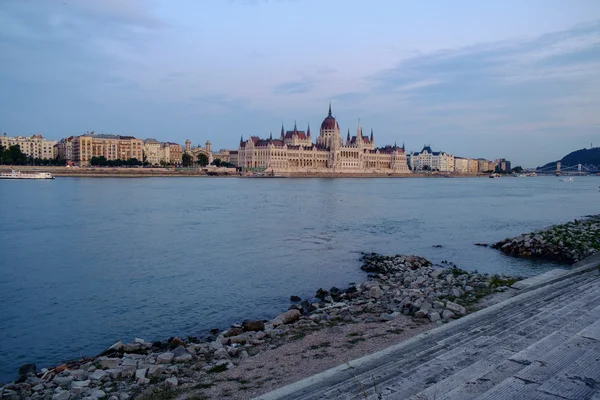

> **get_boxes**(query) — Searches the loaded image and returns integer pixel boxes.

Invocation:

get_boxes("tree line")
[0,145,66,166]
[90,156,145,167]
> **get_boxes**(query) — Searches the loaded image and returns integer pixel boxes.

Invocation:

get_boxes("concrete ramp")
[256,255,600,400]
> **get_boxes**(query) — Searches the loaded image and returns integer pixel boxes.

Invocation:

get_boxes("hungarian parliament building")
[232,104,411,174]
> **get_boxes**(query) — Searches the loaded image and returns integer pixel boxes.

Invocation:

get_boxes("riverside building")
[72,133,143,166]
[409,145,455,172]
[235,104,410,174]
[0,133,58,159]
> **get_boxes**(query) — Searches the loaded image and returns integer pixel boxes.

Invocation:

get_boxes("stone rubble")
[0,253,520,400]
[492,214,600,263]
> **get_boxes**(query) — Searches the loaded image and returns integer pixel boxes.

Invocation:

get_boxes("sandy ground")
[181,317,434,400]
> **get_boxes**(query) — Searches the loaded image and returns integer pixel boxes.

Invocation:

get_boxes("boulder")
[224,327,244,337]
[135,369,147,380]
[156,352,174,364]
[168,337,186,348]
[368,285,382,299]
[99,358,120,369]
[442,310,456,320]
[89,370,107,381]
[445,301,467,316]
[91,390,106,399]
[52,391,71,400]
[428,311,441,322]
[270,309,301,327]
[72,380,90,389]
[123,343,141,353]
[242,320,265,332]
[165,377,178,388]
[290,295,301,302]
[213,348,230,360]
[18,364,36,379]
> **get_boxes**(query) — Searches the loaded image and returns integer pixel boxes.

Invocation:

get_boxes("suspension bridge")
[536,162,600,176]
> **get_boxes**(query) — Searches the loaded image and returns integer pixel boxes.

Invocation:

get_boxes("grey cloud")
[273,78,315,94]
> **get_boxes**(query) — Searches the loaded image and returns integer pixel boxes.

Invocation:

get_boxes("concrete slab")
[578,319,600,341]
[512,269,569,290]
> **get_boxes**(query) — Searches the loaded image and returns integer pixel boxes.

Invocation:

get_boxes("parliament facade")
[235,105,410,174]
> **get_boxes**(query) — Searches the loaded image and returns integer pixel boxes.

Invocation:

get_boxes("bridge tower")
[578,163,582,172]
[556,162,561,173]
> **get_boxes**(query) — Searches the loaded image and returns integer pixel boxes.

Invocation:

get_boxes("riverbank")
[0,254,521,400]
[0,166,489,179]
[492,214,600,263]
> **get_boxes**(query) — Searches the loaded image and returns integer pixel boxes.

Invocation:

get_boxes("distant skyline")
[1,0,599,167]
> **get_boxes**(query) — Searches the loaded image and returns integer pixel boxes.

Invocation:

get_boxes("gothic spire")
[347,128,350,141]
[293,120,297,134]
[269,132,273,141]
[280,123,284,138]
[370,128,374,142]
[240,134,243,145]
[307,123,311,137]
[328,101,332,116]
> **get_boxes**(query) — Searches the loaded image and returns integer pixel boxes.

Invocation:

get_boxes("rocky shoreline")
[0,254,521,400]
[492,214,600,263]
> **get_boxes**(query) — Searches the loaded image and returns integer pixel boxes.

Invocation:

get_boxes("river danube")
[0,176,598,382]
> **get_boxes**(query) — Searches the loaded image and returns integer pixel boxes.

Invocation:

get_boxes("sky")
[1,0,599,167]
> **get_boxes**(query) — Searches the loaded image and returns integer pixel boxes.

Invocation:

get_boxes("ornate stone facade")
[236,105,410,174]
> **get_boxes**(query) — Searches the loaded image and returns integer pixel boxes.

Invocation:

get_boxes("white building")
[0,134,58,159]
[143,138,162,165]
[409,145,455,172]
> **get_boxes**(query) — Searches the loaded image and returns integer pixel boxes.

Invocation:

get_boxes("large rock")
[123,343,142,353]
[135,369,147,380]
[442,310,456,320]
[242,320,265,332]
[89,370,107,381]
[156,352,174,364]
[52,391,71,400]
[98,358,120,369]
[165,377,178,388]
[213,348,230,360]
[71,380,90,388]
[368,285,382,299]
[18,364,36,379]
[270,309,301,327]
[428,311,441,322]
[445,301,467,316]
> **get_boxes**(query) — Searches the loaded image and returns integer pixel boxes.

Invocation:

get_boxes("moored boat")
[0,170,54,179]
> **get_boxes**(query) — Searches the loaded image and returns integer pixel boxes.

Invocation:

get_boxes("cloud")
[273,78,315,94]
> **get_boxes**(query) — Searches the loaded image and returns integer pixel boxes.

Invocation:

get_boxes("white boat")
[0,170,54,179]
[489,173,500,178]
[560,177,574,182]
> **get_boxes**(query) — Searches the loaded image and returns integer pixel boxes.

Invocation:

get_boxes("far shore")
[2,166,490,179]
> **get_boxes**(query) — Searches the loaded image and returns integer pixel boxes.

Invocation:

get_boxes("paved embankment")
[257,253,600,400]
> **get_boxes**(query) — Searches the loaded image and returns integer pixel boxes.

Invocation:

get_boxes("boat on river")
[0,170,54,179]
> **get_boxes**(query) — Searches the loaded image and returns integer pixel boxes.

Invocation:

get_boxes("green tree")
[211,158,222,167]
[9,145,28,165]
[511,166,523,174]
[197,153,209,167]
[182,153,193,167]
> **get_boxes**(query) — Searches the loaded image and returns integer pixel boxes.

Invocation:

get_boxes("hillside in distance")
[538,147,600,170]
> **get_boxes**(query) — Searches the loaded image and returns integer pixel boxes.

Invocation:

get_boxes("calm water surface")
[0,176,598,382]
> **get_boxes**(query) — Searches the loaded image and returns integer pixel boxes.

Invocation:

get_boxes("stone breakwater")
[492,215,600,263]
[0,254,520,400]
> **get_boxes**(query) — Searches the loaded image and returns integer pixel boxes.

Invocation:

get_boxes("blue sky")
[1,0,599,166]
